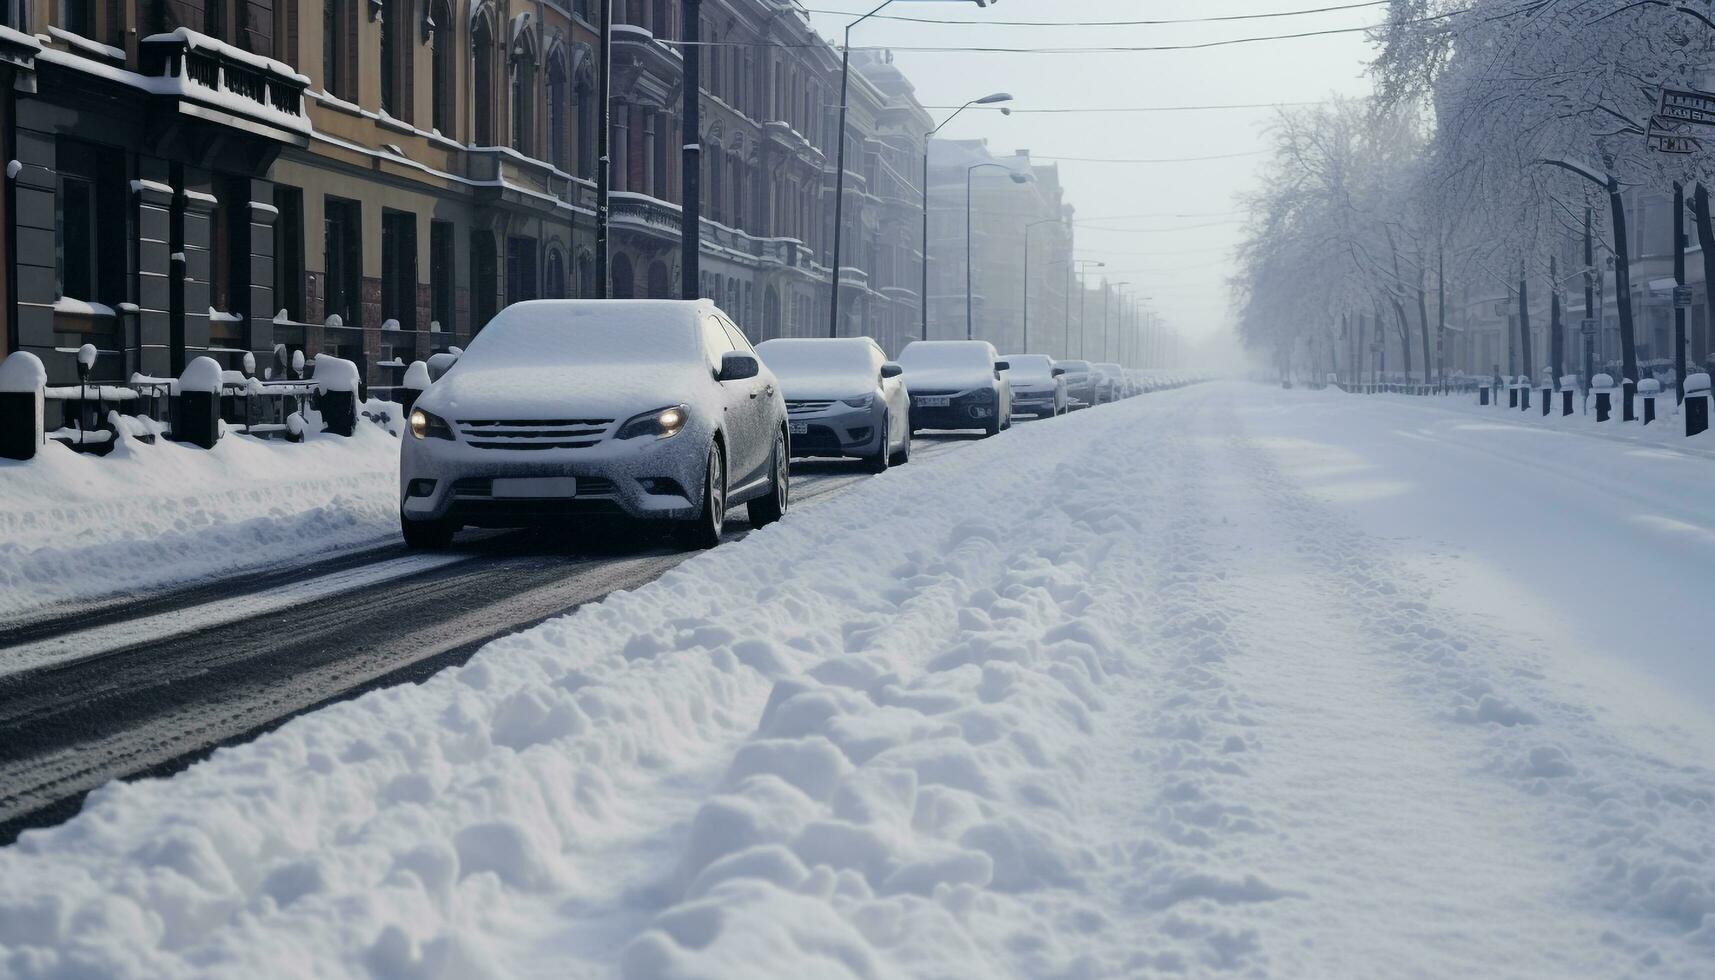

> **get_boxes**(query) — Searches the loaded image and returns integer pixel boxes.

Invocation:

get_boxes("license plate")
[492,477,578,498]
[917,396,950,408]
[789,421,809,435]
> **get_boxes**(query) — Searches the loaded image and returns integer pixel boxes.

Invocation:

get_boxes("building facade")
[1,0,934,390]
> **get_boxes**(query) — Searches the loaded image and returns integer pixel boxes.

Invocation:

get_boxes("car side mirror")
[426,351,459,382]
[1051,366,1066,377]
[718,351,760,382]
[881,362,903,380]
[994,360,1010,373]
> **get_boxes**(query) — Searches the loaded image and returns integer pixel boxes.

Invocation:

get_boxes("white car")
[399,300,789,550]
[756,337,911,472]
[899,341,1013,437]
[1002,354,1068,418]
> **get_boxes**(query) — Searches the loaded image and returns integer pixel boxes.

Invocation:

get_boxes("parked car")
[756,337,911,472]
[1097,363,1130,399]
[399,299,789,551]
[898,340,1012,436]
[1091,362,1124,404]
[1002,354,1067,418]
[1056,359,1096,408]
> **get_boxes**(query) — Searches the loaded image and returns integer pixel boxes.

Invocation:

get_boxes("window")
[576,71,597,178]
[506,236,537,305]
[209,185,233,313]
[54,141,122,308]
[545,247,565,299]
[611,252,634,299]
[57,173,96,301]
[323,196,362,326]
[381,0,413,120]
[273,187,305,320]
[471,230,497,330]
[323,0,354,101]
[204,0,223,40]
[381,210,418,331]
[60,0,92,37]
[473,16,496,145]
[510,57,534,155]
[431,1,454,133]
[646,260,669,299]
[701,315,735,372]
[548,52,570,171]
[575,250,593,298]
[719,314,752,353]
[643,112,659,197]
[430,220,454,332]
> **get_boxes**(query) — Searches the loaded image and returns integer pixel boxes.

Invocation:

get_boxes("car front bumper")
[398,423,710,526]
[910,391,999,430]
[785,402,885,458]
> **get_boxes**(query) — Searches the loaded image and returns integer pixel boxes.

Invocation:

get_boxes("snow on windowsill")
[209,308,244,323]
[54,297,117,318]
[45,25,123,62]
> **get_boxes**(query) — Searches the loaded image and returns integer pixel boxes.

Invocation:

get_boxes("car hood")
[900,368,992,393]
[417,362,712,421]
[776,374,875,402]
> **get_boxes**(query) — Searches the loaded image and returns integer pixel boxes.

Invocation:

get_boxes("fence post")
[1639,379,1661,426]
[1591,373,1615,423]
[175,356,223,449]
[1686,373,1710,437]
[401,360,430,414]
[315,355,360,437]
[0,351,47,461]
[1559,375,1576,417]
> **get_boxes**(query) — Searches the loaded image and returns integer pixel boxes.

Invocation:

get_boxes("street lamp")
[922,92,1014,340]
[829,0,999,339]
[967,162,1032,341]
[1022,217,1061,353]
[1069,259,1103,358]
[1104,281,1130,361]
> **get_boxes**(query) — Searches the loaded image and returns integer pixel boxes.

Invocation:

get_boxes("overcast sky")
[804,0,1381,345]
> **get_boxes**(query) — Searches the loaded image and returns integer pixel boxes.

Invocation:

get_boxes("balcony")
[765,121,824,168]
[467,147,593,214]
[139,29,310,146]
[610,191,683,243]
[611,25,681,108]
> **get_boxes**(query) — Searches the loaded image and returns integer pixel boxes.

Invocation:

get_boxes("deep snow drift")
[0,420,401,624]
[1,382,1711,978]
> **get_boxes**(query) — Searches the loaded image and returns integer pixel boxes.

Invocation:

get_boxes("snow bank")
[1,384,1711,977]
[0,420,400,623]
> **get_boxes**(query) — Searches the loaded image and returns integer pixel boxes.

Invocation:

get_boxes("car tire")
[983,416,1001,438]
[748,430,789,527]
[865,413,892,473]
[890,429,911,466]
[400,511,456,550]
[680,441,726,550]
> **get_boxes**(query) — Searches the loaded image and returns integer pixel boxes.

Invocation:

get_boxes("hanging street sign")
[1580,318,1598,336]
[1675,285,1694,308]
[1656,87,1715,127]
[1647,120,1702,154]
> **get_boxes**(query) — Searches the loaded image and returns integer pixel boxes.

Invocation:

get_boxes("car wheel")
[865,412,892,473]
[748,430,789,527]
[400,511,456,550]
[680,441,726,550]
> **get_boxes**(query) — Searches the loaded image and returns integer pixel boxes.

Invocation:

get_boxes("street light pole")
[921,92,1013,341]
[966,162,1031,341]
[1070,259,1103,358]
[680,0,701,300]
[594,0,613,298]
[831,0,999,339]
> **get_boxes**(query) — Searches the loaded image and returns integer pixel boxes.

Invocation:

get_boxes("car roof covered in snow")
[462,300,718,366]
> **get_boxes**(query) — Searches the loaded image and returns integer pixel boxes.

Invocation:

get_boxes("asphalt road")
[0,433,981,843]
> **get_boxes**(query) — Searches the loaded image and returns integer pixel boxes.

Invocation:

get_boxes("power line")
[924,102,1325,114]
[1037,151,1268,164]
[801,1,1390,28]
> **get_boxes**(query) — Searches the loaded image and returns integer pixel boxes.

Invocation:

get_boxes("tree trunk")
[1416,270,1432,388]
[1609,175,1640,418]
[1391,299,1413,381]
[1695,184,1715,380]
[1518,266,1533,390]
[1550,254,1563,386]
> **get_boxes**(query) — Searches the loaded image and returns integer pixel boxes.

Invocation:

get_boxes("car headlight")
[840,394,873,409]
[409,409,454,441]
[617,405,689,440]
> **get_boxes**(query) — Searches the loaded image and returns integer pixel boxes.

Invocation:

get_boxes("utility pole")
[680,0,702,301]
[1584,207,1595,396]
[1675,181,1687,402]
[594,0,612,298]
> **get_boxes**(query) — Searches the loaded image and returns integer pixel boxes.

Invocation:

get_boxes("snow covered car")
[399,300,789,550]
[755,337,911,472]
[1002,354,1068,418]
[1056,359,1096,408]
[1097,363,1131,399]
[1092,362,1125,404]
[899,340,1012,436]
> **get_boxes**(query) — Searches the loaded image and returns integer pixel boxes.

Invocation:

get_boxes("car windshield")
[1004,355,1055,380]
[756,339,874,381]
[458,301,700,368]
[898,342,990,372]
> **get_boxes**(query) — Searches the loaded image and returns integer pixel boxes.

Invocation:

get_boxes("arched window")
[545,247,565,298]
[730,153,743,230]
[575,250,594,297]
[647,262,671,299]
[510,56,535,155]
[472,12,496,145]
[547,49,569,171]
[575,60,597,178]
[380,0,413,119]
[612,253,634,299]
[430,1,454,133]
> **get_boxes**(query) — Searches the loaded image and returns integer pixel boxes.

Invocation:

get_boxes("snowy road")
[1,383,1711,978]
[0,435,980,841]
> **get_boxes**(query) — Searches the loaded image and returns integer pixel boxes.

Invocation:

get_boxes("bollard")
[1479,383,1491,406]
[1540,383,1552,417]
[1508,381,1519,408]
[175,356,223,449]
[1686,373,1711,437]
[1591,373,1615,423]
[313,354,361,437]
[1638,378,1661,426]
[1622,377,1636,422]
[400,360,430,414]
[1560,376,1577,417]
[0,351,48,461]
